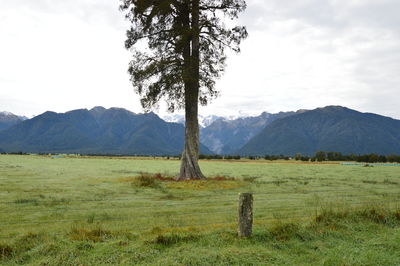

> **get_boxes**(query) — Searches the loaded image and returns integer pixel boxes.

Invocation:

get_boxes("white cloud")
[0,0,143,116]
[0,0,399,119]
[208,0,400,118]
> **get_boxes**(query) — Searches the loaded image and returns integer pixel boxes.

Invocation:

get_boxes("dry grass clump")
[69,226,112,242]
[133,173,162,188]
[0,243,13,259]
[207,175,235,181]
[118,172,174,188]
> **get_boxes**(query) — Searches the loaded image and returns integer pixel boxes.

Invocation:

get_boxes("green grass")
[0,154,399,265]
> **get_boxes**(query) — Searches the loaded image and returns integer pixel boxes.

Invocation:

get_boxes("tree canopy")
[120,0,248,112]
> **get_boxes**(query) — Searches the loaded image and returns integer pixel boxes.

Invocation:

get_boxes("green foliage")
[311,151,400,163]
[387,154,400,162]
[120,0,247,111]
[264,154,290,160]
[315,151,326,162]
[199,154,241,160]
[357,153,400,163]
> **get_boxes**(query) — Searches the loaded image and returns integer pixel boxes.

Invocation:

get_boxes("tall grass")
[0,154,399,264]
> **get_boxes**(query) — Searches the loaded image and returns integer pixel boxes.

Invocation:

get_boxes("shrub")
[269,222,300,241]
[14,199,39,205]
[132,173,162,188]
[69,226,112,242]
[243,176,260,183]
[151,233,199,246]
[0,243,14,259]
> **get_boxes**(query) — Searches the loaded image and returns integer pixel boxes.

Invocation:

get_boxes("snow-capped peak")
[162,114,227,128]
[0,111,14,116]
[162,114,185,124]
[0,111,28,121]
[161,112,255,127]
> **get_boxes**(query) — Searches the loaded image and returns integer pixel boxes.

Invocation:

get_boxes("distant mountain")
[162,114,225,128]
[239,106,400,156]
[200,115,225,128]
[0,107,212,155]
[3,106,398,156]
[0,111,27,131]
[162,114,186,125]
[200,111,306,154]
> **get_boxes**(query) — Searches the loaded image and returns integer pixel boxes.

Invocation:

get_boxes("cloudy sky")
[1,0,399,119]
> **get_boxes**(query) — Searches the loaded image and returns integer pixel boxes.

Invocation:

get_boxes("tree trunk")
[178,91,205,180]
[177,0,205,180]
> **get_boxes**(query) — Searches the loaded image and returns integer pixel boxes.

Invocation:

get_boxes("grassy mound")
[0,207,399,265]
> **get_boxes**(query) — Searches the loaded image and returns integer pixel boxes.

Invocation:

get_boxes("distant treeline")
[199,154,290,160]
[200,155,291,160]
[2,151,400,163]
[199,154,242,160]
[293,151,400,163]
[208,152,400,163]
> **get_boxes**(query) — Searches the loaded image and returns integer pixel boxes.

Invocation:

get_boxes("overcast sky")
[1,0,399,119]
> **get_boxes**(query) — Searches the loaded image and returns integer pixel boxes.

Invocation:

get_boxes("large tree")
[120,0,247,180]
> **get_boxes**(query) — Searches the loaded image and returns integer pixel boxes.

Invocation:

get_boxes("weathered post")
[238,192,253,237]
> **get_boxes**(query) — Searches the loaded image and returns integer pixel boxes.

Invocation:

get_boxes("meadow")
[0,154,399,265]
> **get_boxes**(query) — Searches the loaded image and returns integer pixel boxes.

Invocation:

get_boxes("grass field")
[0,154,399,265]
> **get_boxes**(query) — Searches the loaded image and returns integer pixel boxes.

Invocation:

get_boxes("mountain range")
[1,106,400,156]
[0,107,211,155]
[239,106,400,156]
[199,110,307,154]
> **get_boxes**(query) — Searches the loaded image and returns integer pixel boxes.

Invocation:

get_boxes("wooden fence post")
[238,192,253,237]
